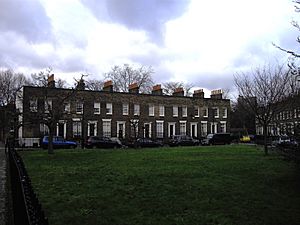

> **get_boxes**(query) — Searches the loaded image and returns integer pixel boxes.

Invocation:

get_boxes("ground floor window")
[73,121,82,138]
[102,119,111,137]
[220,121,227,133]
[156,121,164,138]
[180,121,186,135]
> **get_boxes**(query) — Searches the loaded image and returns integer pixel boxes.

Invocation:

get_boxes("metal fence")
[7,146,48,225]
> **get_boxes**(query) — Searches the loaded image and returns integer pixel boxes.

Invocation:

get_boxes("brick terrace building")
[16,80,230,146]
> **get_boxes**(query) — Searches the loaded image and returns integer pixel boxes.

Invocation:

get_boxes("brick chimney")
[210,89,223,99]
[193,89,204,98]
[152,84,163,95]
[173,87,184,96]
[47,74,55,88]
[103,80,113,92]
[129,83,139,94]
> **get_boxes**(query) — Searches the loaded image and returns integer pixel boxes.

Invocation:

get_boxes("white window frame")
[44,99,52,113]
[102,119,112,137]
[149,104,155,116]
[64,102,70,113]
[123,103,129,116]
[194,106,199,118]
[220,121,227,133]
[29,99,37,112]
[94,102,100,115]
[173,106,178,117]
[182,106,187,117]
[134,104,140,116]
[106,103,113,115]
[76,102,83,114]
[156,120,164,138]
[213,107,219,118]
[202,107,208,118]
[159,105,165,117]
[72,118,82,137]
[179,120,187,135]
[222,107,227,118]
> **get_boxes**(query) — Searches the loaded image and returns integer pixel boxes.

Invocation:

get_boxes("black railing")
[7,146,48,225]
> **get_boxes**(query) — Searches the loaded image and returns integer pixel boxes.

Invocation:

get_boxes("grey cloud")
[81,0,190,45]
[188,71,235,92]
[0,0,52,43]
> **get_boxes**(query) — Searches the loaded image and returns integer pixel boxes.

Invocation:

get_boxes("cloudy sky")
[0,0,298,96]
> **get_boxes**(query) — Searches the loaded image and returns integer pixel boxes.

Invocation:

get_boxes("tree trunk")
[48,127,54,154]
[263,124,268,156]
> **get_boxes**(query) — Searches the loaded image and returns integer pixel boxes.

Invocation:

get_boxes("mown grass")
[20,145,300,225]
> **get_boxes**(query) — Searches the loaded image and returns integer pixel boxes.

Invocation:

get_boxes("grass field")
[20,145,300,225]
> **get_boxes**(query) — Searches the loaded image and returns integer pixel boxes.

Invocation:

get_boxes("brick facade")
[17,84,230,143]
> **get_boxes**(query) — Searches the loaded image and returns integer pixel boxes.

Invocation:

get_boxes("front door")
[58,123,64,137]
[90,123,95,136]
[144,124,150,138]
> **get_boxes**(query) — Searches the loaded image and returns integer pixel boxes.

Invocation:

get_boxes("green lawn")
[20,145,300,225]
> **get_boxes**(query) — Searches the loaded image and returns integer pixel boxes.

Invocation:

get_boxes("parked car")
[201,133,232,145]
[135,138,163,148]
[272,136,298,147]
[168,135,200,147]
[41,136,77,149]
[85,136,122,149]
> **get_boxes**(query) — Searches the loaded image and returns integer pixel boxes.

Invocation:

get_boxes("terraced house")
[16,77,230,147]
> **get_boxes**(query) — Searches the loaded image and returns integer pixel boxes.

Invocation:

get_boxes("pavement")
[0,142,7,225]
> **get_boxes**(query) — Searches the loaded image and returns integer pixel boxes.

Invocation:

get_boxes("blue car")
[41,136,77,149]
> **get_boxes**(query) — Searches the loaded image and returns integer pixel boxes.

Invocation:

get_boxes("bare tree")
[30,67,67,88]
[234,64,292,155]
[273,1,300,57]
[104,64,154,93]
[85,79,104,91]
[0,69,30,106]
[162,81,193,96]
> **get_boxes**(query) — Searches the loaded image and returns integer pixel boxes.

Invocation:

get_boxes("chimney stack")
[172,87,184,96]
[152,84,163,95]
[47,74,55,88]
[193,89,204,98]
[103,80,113,92]
[210,89,222,99]
[129,83,139,94]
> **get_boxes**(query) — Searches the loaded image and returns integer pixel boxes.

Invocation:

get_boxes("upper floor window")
[149,104,154,116]
[159,105,165,117]
[123,103,129,115]
[194,106,199,117]
[202,107,208,117]
[173,106,178,117]
[76,102,83,114]
[94,102,100,114]
[134,104,140,116]
[29,99,37,112]
[106,103,112,115]
[44,99,52,113]
[213,107,219,118]
[222,107,227,118]
[182,106,187,117]
[64,102,70,113]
